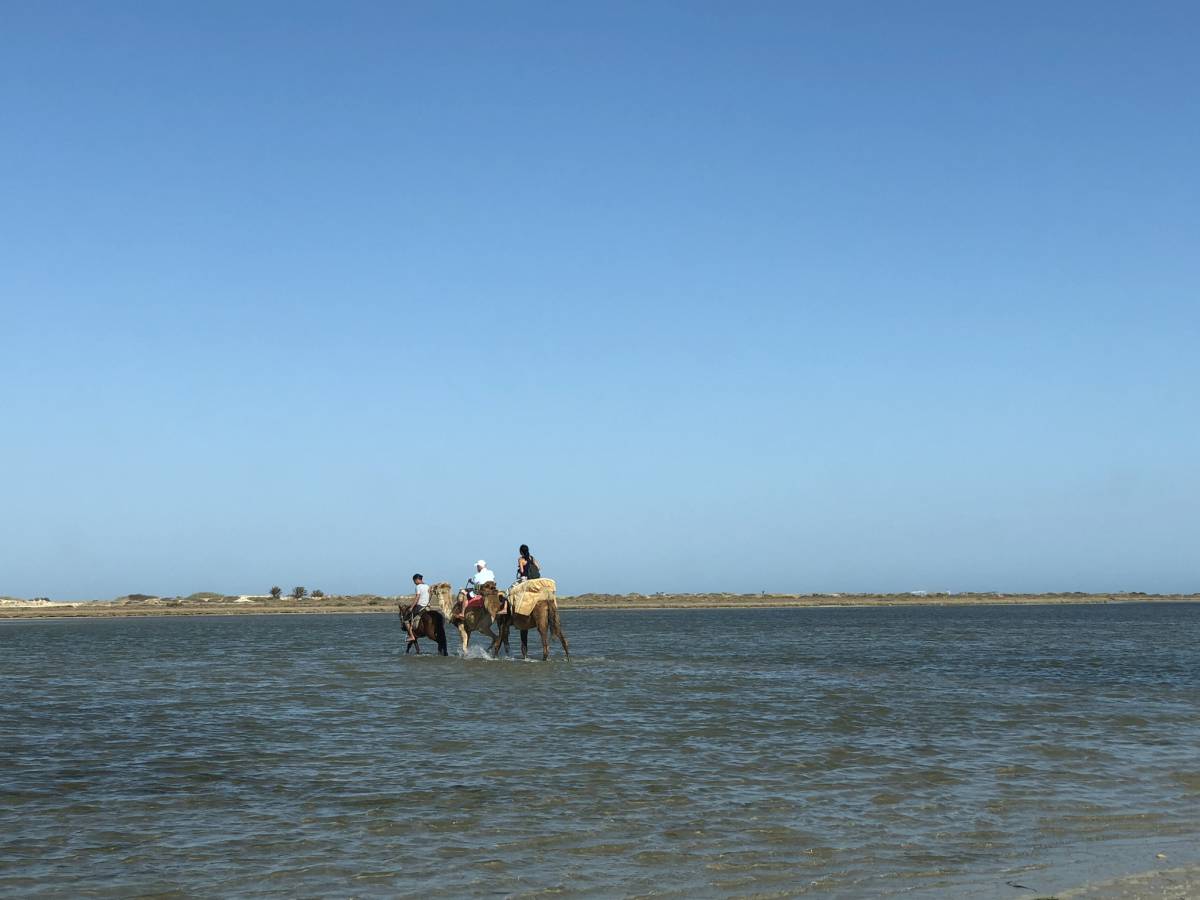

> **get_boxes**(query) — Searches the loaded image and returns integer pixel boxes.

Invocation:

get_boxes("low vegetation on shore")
[0,591,393,617]
[1,590,1196,618]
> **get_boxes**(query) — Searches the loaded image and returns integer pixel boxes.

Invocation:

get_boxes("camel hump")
[508,578,557,616]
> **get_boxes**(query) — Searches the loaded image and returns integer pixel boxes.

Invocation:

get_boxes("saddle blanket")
[464,595,485,611]
[507,578,557,617]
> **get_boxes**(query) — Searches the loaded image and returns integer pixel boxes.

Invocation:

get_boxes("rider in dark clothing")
[517,544,541,582]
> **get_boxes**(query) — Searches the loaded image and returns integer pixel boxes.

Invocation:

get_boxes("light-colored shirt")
[414,583,430,607]
[473,567,495,587]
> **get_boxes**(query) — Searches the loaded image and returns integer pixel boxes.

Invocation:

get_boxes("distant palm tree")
[292,586,307,600]
[270,586,282,599]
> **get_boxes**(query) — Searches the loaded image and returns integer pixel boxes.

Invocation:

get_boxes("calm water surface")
[2,604,1199,898]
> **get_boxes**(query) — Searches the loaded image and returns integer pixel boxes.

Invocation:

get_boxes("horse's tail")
[433,610,448,656]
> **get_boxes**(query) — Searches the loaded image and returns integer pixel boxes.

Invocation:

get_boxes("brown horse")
[399,603,449,655]
[482,582,569,661]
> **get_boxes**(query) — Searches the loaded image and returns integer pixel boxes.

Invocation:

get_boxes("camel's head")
[429,582,453,613]
[479,582,505,618]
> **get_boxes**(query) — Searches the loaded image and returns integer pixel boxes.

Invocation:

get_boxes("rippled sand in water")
[2,603,1198,897]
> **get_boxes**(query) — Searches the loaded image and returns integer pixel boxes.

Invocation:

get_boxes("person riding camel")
[403,573,430,642]
[470,560,495,593]
[516,544,541,582]
[503,544,542,618]
[462,559,494,617]
[468,561,506,624]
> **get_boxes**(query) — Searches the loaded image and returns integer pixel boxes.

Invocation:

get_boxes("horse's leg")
[404,615,416,654]
[414,616,432,655]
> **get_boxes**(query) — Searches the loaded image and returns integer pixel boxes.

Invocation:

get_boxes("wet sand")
[1059,863,1200,898]
[2,592,1200,619]
[561,592,1198,611]
[1,592,1195,619]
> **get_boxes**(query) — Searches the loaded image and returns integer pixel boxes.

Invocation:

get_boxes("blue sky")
[2,1,1197,599]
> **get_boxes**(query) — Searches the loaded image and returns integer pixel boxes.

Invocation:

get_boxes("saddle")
[450,595,486,624]
[507,578,557,617]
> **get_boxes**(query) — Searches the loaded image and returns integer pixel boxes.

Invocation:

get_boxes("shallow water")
[2,603,1199,898]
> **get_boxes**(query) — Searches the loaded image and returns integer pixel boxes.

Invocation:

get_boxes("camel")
[483,581,570,661]
[432,582,507,657]
[399,603,449,655]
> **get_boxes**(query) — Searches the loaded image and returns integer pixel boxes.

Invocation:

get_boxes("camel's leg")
[538,620,550,661]
[551,619,569,659]
[486,622,504,657]
[548,602,570,659]
[520,629,529,659]
[457,624,470,655]
[481,623,499,655]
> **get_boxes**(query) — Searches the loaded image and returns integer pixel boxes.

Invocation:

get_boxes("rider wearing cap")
[470,560,495,590]
[468,560,502,617]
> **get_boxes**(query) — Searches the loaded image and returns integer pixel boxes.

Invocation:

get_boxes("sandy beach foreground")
[1060,862,1200,898]
[1,591,1196,619]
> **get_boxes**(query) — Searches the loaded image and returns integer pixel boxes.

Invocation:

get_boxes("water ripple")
[1,603,1198,897]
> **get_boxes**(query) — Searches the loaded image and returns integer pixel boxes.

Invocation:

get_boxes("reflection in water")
[2,603,1198,897]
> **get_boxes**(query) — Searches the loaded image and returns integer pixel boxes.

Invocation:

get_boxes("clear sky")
[2,1,1197,599]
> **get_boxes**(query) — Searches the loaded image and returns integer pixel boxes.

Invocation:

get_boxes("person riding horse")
[402,573,430,641]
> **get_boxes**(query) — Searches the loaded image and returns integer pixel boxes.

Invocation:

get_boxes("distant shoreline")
[1,593,1196,619]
